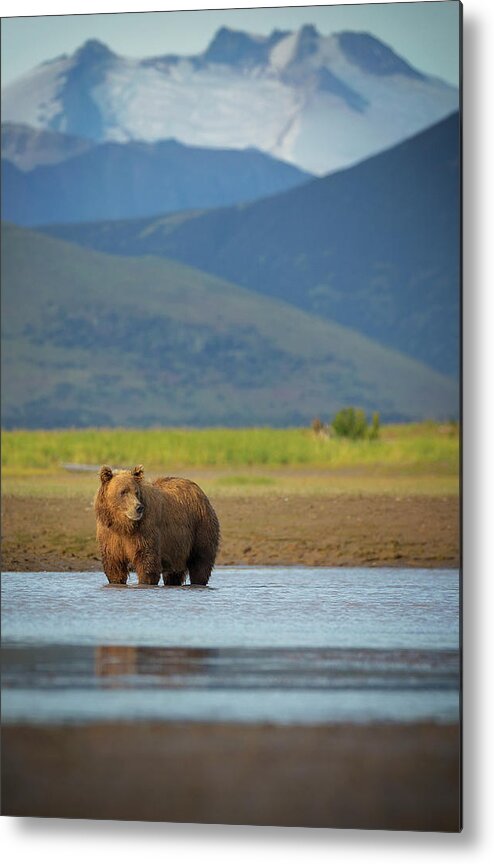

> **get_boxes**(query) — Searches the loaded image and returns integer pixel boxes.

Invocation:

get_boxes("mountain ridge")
[42,112,460,378]
[1,125,312,225]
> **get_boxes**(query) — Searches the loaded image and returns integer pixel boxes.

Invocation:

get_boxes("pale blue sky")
[1,2,460,88]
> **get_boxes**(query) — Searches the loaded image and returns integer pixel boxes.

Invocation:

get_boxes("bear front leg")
[134,550,161,586]
[101,552,129,585]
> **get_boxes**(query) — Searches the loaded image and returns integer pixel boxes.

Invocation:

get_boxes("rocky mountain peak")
[73,39,116,65]
[337,31,425,80]
[204,26,287,66]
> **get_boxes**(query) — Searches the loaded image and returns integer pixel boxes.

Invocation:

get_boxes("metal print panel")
[1,1,461,831]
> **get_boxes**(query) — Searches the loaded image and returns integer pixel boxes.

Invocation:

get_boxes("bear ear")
[132,465,144,480]
[99,465,113,484]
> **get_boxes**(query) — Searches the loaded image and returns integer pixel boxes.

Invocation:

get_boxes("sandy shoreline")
[1,492,460,571]
[1,720,460,831]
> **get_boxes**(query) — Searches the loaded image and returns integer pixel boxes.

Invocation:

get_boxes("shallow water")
[1,567,460,724]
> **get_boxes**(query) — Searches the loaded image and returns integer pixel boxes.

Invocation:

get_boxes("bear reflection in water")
[94,465,220,587]
[94,645,215,687]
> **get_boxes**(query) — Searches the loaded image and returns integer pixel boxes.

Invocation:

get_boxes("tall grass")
[1,425,459,473]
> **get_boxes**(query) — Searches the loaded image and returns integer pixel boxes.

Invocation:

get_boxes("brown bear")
[94,465,220,586]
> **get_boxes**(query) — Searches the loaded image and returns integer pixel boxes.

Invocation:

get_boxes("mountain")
[44,113,460,378]
[1,223,457,428]
[1,26,458,174]
[1,124,311,225]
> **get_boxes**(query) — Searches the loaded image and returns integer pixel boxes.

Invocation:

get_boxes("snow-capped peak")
[1,25,459,175]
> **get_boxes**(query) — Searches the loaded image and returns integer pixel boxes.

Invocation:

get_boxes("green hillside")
[1,223,458,428]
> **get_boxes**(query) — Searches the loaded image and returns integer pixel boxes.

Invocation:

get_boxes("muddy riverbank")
[2,492,459,571]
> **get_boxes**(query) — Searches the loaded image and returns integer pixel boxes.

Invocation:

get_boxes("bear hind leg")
[188,555,213,586]
[163,571,186,586]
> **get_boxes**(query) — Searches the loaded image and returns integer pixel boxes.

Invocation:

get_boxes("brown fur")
[94,465,220,586]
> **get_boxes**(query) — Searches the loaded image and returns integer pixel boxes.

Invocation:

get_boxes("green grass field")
[2,423,459,472]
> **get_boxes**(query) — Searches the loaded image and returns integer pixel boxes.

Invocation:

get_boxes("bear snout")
[127,501,144,521]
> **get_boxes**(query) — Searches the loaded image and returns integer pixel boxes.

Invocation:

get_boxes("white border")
[2,1,494,861]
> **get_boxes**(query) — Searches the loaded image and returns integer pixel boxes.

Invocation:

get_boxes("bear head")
[96,465,145,529]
